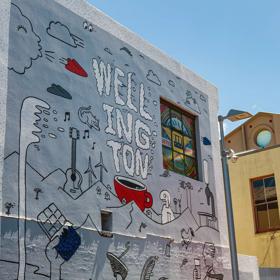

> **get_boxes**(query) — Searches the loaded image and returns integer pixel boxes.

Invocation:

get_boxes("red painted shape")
[114,175,153,212]
[65,58,88,77]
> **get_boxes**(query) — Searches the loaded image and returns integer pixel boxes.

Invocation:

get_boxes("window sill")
[100,230,113,238]
[255,228,280,235]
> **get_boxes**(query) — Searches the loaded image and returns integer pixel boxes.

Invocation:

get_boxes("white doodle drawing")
[8,4,42,74]
[160,190,175,224]
[18,97,50,280]
[78,106,100,130]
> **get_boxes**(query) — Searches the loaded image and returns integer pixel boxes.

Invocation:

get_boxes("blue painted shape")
[202,137,211,146]
[55,226,81,261]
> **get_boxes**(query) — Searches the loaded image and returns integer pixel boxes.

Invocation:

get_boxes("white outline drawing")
[18,97,50,280]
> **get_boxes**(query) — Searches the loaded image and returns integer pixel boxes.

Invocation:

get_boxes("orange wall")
[229,147,280,267]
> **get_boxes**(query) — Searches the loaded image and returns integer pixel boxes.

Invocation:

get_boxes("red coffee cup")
[114,176,153,212]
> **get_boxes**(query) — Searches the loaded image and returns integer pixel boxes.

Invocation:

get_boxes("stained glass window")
[160,99,197,179]
[251,175,280,233]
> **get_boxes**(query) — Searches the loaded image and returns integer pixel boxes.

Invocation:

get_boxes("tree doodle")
[96,186,101,195]
[33,187,43,200]
[8,4,42,74]
[104,191,110,200]
[4,202,15,215]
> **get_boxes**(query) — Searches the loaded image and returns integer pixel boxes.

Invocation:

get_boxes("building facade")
[0,0,258,279]
[226,112,280,272]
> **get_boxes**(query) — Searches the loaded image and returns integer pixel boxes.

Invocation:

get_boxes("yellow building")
[225,112,280,271]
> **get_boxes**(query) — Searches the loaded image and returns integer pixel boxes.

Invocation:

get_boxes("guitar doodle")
[62,127,83,199]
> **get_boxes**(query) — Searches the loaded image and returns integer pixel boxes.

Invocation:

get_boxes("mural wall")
[0,0,247,279]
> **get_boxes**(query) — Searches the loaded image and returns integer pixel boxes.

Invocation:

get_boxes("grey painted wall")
[0,0,257,279]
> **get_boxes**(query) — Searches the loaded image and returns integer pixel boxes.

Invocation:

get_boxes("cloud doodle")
[146,70,161,86]
[168,80,175,87]
[47,84,72,99]
[8,3,42,74]
[46,21,84,48]
[120,47,133,57]
[104,47,112,55]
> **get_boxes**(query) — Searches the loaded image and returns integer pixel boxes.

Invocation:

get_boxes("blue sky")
[89,0,280,133]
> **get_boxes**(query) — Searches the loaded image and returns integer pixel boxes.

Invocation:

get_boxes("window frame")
[250,174,280,234]
[255,129,273,148]
[160,97,198,180]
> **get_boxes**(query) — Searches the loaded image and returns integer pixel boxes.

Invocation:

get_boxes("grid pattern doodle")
[37,203,68,239]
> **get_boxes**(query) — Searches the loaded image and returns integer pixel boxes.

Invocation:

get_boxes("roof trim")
[225,112,279,139]
[234,144,280,158]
